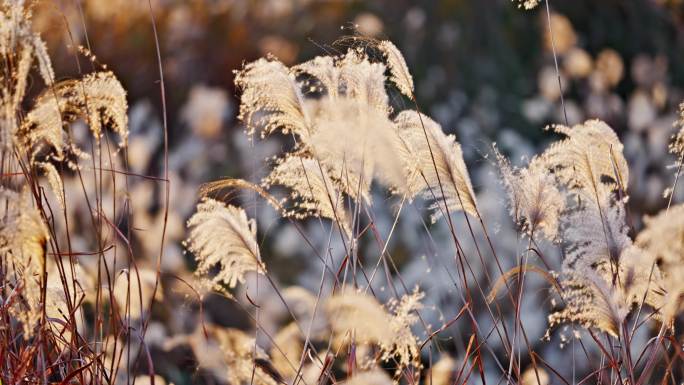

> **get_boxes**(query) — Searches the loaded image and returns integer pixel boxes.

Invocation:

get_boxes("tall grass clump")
[1,1,163,384]
[2,1,684,385]
[186,33,684,385]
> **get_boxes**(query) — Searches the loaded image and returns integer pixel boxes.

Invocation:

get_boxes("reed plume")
[635,203,684,320]
[185,198,265,295]
[231,40,478,237]
[326,289,424,373]
[495,149,564,241]
[538,120,629,203]
[394,110,478,221]
[0,188,48,337]
[18,71,128,163]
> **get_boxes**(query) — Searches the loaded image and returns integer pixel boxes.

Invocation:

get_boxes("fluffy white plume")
[551,195,665,334]
[185,198,265,293]
[326,289,424,371]
[538,120,628,202]
[306,99,407,201]
[20,71,128,160]
[235,58,310,139]
[636,203,684,320]
[394,110,478,220]
[378,40,414,98]
[213,327,280,385]
[496,150,564,241]
[0,188,48,337]
[263,155,352,237]
[37,161,65,210]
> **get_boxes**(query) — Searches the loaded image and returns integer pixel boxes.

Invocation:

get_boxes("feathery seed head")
[185,198,265,295]
[496,148,564,241]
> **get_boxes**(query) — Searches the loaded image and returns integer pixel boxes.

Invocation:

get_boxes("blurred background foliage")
[33,0,684,146]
